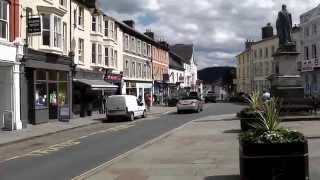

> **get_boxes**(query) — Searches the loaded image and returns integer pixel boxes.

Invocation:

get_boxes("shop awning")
[74,79,118,90]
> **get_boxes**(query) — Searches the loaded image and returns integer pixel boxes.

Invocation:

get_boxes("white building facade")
[0,0,24,131]
[300,4,320,97]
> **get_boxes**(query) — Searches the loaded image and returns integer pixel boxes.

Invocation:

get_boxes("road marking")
[24,140,81,157]
[21,124,136,158]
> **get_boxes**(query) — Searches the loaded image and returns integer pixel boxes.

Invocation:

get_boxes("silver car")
[177,96,204,114]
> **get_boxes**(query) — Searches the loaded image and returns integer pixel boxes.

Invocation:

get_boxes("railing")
[300,58,319,72]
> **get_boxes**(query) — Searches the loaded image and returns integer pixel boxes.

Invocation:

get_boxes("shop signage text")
[27,17,41,34]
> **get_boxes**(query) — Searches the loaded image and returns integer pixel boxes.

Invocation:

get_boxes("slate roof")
[169,52,185,71]
[170,44,194,64]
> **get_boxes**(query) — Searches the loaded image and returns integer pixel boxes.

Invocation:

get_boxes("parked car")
[177,95,204,114]
[106,95,146,121]
[205,91,216,103]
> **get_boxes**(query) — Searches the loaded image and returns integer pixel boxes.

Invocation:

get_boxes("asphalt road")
[0,103,244,180]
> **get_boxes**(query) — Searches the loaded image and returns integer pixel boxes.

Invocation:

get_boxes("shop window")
[58,82,68,106]
[0,0,8,40]
[59,72,68,81]
[36,70,46,80]
[35,82,48,109]
[49,71,57,81]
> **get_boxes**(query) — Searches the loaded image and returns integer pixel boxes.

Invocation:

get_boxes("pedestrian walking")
[145,94,151,111]
[312,96,318,114]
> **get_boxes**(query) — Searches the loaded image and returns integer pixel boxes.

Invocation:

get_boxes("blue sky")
[101,0,319,69]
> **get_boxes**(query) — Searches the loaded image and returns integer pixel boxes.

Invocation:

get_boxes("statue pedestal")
[268,48,305,104]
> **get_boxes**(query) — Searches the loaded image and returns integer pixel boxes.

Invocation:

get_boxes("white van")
[106,95,146,121]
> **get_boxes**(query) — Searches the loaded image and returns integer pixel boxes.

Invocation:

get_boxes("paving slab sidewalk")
[0,106,175,147]
[75,115,320,180]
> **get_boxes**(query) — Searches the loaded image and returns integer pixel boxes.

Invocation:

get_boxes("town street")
[0,103,244,180]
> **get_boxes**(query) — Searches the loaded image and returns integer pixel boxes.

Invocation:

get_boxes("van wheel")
[128,112,134,121]
[142,110,147,118]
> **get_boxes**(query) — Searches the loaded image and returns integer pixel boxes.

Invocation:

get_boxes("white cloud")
[102,0,320,69]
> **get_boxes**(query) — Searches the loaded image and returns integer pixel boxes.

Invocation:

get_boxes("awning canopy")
[74,79,118,90]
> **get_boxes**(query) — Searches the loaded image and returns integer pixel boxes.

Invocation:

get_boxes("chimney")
[159,41,169,49]
[123,20,135,29]
[262,23,274,39]
[144,29,154,39]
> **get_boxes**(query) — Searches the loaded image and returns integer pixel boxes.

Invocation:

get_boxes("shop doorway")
[48,83,58,119]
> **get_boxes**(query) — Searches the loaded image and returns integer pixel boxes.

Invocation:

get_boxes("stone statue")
[276,4,293,48]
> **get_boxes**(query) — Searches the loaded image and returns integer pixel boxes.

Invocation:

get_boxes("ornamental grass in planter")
[238,91,263,131]
[239,98,309,180]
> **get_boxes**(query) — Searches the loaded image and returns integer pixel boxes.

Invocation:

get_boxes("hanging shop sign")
[27,17,41,34]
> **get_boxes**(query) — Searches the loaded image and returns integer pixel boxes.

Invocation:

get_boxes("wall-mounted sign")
[27,17,41,34]
[105,73,122,82]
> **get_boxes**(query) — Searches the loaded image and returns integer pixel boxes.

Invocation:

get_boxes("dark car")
[205,91,216,103]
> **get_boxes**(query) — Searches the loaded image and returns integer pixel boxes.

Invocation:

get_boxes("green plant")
[246,91,263,111]
[251,98,281,132]
[240,97,305,144]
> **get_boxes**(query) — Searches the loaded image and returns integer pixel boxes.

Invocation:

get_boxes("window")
[98,16,102,33]
[312,44,317,59]
[147,44,152,57]
[42,14,51,46]
[124,34,129,50]
[0,1,8,39]
[124,60,129,76]
[98,44,102,64]
[54,16,62,48]
[110,21,114,38]
[59,0,67,7]
[259,48,263,58]
[143,42,147,56]
[254,50,257,59]
[143,64,147,79]
[313,24,317,35]
[105,47,109,66]
[137,63,142,78]
[92,43,96,63]
[305,27,310,37]
[104,20,108,36]
[114,50,118,67]
[265,62,269,75]
[78,7,84,28]
[265,47,268,58]
[92,16,96,32]
[110,48,114,66]
[131,62,136,78]
[78,39,84,63]
[137,40,141,54]
[131,37,136,52]
[63,22,67,54]
[304,46,309,60]
[272,46,275,54]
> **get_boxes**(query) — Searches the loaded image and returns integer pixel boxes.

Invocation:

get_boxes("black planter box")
[239,139,309,180]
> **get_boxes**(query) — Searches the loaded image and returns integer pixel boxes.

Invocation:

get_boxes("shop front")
[73,69,118,117]
[0,41,22,130]
[21,49,73,125]
[124,80,152,100]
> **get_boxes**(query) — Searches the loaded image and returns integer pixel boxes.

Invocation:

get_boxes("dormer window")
[0,0,8,40]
